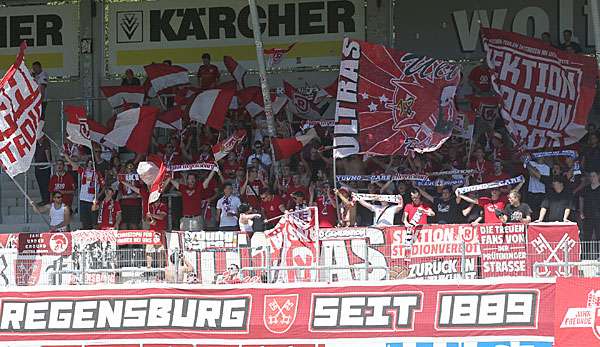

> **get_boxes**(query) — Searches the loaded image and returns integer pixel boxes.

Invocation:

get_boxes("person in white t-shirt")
[355,195,404,226]
[33,192,71,231]
[216,183,242,230]
[32,61,49,119]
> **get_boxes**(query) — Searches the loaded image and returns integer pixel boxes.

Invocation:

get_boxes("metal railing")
[1,238,598,287]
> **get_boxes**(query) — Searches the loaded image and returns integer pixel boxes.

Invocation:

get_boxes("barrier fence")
[0,222,596,286]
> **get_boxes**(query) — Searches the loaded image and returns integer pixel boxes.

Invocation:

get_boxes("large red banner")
[333,38,460,158]
[481,28,597,149]
[555,277,600,347]
[0,281,554,343]
[527,222,580,277]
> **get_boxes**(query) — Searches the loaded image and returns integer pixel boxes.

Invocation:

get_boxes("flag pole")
[332,152,342,224]
[8,175,51,227]
[247,0,280,179]
[91,144,98,201]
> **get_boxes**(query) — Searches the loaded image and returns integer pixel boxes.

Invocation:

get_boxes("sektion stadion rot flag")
[333,38,460,158]
[481,28,597,149]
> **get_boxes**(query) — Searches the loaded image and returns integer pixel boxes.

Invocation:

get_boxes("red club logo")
[263,294,299,334]
[293,94,310,114]
[78,118,91,140]
[49,233,69,254]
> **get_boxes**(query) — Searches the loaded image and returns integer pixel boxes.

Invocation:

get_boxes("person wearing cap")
[536,176,573,222]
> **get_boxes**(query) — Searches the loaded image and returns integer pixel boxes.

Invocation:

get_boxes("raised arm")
[456,189,477,205]
[416,186,434,202]
[355,197,375,211]
[202,169,218,189]
[61,153,80,170]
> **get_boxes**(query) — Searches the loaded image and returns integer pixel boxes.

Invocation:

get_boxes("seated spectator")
[537,176,573,222]
[499,190,532,223]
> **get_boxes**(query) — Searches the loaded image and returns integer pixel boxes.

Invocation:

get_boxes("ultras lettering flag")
[0,43,42,177]
[481,28,597,149]
[333,38,460,158]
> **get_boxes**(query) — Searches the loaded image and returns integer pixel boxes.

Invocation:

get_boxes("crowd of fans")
[27,36,600,262]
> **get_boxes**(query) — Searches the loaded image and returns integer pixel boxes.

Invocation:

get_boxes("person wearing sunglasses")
[32,192,71,232]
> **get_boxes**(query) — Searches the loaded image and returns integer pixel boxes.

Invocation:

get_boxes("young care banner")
[333,38,460,158]
[0,280,554,344]
[481,28,597,149]
[107,0,364,74]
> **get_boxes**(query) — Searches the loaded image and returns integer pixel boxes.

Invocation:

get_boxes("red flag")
[143,63,189,95]
[156,108,184,130]
[264,42,296,67]
[0,42,42,178]
[238,86,288,117]
[147,154,167,204]
[223,56,247,88]
[272,128,318,160]
[64,105,92,148]
[481,28,597,149]
[188,86,235,130]
[314,78,338,103]
[212,129,247,161]
[283,81,327,120]
[174,85,202,106]
[103,106,159,154]
[333,38,460,158]
[100,85,145,108]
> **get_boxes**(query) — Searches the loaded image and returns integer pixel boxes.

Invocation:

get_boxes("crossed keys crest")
[531,233,576,277]
[263,294,299,334]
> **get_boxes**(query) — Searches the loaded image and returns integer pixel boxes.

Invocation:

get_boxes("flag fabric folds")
[237,86,288,117]
[333,38,460,158]
[188,86,235,130]
[64,105,93,148]
[103,106,159,154]
[284,81,327,120]
[212,129,247,162]
[223,56,247,89]
[100,85,145,108]
[143,63,189,95]
[0,43,42,178]
[156,108,184,130]
[481,28,597,149]
[272,128,318,160]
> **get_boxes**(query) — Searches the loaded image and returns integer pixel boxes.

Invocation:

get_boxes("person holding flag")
[31,192,72,232]
[92,187,122,230]
[62,154,104,229]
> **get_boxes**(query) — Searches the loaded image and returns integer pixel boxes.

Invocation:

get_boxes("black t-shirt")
[504,203,532,222]
[583,146,600,172]
[541,190,573,221]
[459,201,482,223]
[433,197,459,224]
[582,185,600,220]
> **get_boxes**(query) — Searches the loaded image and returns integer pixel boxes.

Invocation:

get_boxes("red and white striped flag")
[237,86,288,117]
[271,128,318,160]
[100,85,145,108]
[156,108,184,130]
[103,106,159,154]
[212,129,247,162]
[0,43,42,178]
[174,85,202,106]
[284,81,327,120]
[136,154,167,205]
[264,43,296,67]
[64,105,92,148]
[188,85,235,130]
[144,63,189,95]
[223,56,247,89]
[87,119,110,144]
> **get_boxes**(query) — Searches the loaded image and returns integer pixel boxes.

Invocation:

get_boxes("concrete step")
[0,214,81,227]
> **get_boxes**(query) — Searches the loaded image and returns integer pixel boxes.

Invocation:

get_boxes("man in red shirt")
[48,159,76,208]
[92,188,121,230]
[167,170,217,231]
[197,53,219,90]
[468,62,491,94]
[402,189,435,227]
[457,188,507,224]
[260,188,286,228]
